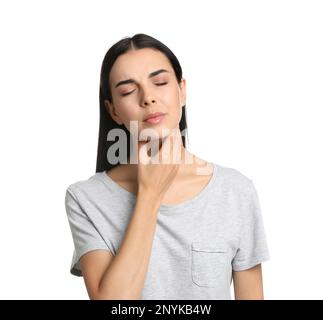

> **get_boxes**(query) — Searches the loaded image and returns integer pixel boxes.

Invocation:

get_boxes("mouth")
[143,113,166,124]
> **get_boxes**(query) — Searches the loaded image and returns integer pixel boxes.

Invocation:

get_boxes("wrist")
[137,185,163,205]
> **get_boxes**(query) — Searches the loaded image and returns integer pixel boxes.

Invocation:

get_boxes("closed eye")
[121,82,168,97]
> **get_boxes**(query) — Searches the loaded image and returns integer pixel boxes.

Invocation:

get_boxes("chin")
[139,125,171,141]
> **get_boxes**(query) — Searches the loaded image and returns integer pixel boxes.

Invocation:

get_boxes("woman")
[65,33,270,300]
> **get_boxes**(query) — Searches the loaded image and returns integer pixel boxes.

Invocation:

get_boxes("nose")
[143,98,156,107]
[140,87,156,107]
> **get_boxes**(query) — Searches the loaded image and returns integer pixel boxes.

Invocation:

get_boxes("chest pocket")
[191,242,228,288]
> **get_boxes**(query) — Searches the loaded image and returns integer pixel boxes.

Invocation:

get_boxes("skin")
[104,47,265,299]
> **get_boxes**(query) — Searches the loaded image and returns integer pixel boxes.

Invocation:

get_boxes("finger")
[169,129,182,164]
[138,141,151,165]
[160,128,181,164]
[172,130,182,164]
[159,132,173,164]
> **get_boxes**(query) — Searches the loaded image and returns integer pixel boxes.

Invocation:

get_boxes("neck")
[124,145,206,182]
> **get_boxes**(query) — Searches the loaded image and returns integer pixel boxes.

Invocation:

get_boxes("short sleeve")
[232,180,270,271]
[65,187,111,277]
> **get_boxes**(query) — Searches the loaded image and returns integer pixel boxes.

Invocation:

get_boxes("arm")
[232,264,265,300]
[80,187,162,300]
[80,129,182,300]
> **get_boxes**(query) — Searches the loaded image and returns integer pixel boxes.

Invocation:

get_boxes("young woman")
[65,33,270,300]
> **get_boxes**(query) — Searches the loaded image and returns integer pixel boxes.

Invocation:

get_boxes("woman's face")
[104,48,186,142]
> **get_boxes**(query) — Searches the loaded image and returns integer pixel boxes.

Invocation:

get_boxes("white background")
[0,0,322,299]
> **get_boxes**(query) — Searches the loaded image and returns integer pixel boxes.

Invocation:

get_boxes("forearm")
[96,188,162,299]
[233,265,265,300]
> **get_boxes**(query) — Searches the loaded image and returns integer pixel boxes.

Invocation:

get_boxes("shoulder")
[65,171,107,200]
[215,164,264,225]
[216,163,255,196]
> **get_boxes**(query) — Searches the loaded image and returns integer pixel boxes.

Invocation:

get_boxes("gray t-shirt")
[65,162,270,300]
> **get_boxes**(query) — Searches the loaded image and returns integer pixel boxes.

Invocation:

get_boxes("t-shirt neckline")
[97,162,219,214]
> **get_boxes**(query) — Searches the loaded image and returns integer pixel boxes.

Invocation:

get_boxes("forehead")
[109,48,173,85]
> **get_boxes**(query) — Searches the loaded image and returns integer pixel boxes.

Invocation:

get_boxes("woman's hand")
[137,127,182,199]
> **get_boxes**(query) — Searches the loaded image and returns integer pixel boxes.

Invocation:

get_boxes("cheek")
[172,107,183,126]
[115,103,143,132]
[164,87,179,103]
[165,93,182,121]
[161,88,180,110]
[117,102,141,120]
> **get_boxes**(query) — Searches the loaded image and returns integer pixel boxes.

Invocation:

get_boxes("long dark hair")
[96,33,188,173]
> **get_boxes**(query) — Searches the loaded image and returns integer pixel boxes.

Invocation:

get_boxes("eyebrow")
[114,69,169,88]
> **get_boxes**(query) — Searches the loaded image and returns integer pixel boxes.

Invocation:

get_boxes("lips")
[144,112,166,121]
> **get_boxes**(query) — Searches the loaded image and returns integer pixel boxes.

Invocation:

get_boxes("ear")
[179,78,186,107]
[104,99,123,125]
